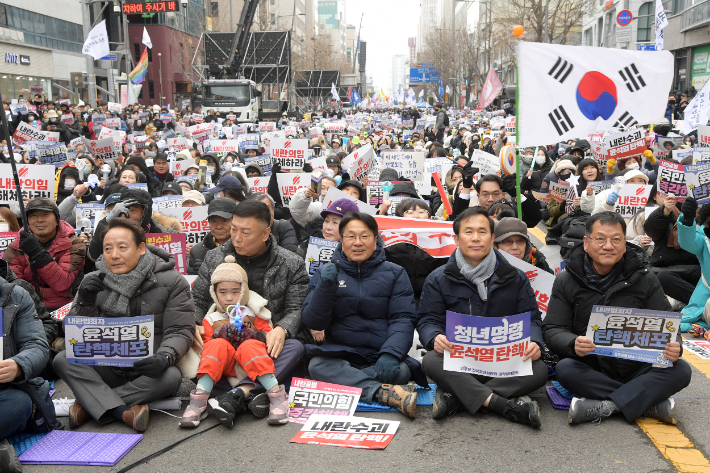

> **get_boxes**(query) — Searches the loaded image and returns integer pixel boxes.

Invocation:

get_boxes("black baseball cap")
[161,182,183,196]
[207,197,237,219]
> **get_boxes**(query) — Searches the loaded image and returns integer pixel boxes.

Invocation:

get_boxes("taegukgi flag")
[516,42,673,147]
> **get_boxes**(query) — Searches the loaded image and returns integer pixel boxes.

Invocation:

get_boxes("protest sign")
[168,137,189,151]
[685,161,710,204]
[381,151,425,181]
[654,136,683,160]
[657,160,687,201]
[305,237,339,277]
[290,414,399,450]
[82,137,119,161]
[35,143,67,165]
[693,148,710,164]
[321,187,377,216]
[192,113,204,124]
[604,129,646,161]
[247,176,270,194]
[259,121,275,132]
[210,140,239,154]
[160,113,171,124]
[50,302,72,321]
[161,206,210,245]
[585,306,681,366]
[308,156,328,173]
[548,181,570,203]
[424,157,453,175]
[615,184,652,218]
[592,143,608,164]
[287,378,360,424]
[244,155,272,175]
[672,149,693,163]
[470,149,501,176]
[271,138,307,172]
[682,339,710,360]
[367,181,405,207]
[104,117,120,129]
[324,122,346,134]
[146,233,187,275]
[65,315,155,367]
[384,196,409,215]
[0,164,54,203]
[98,128,123,149]
[125,183,149,192]
[238,133,260,149]
[107,102,122,114]
[10,102,28,116]
[589,180,615,195]
[61,114,74,125]
[187,123,212,145]
[374,216,456,258]
[0,232,19,259]
[91,113,106,124]
[13,122,52,145]
[152,195,182,211]
[445,311,532,377]
[699,125,710,147]
[505,116,516,145]
[347,146,375,181]
[75,203,105,230]
[277,173,310,207]
[500,251,555,319]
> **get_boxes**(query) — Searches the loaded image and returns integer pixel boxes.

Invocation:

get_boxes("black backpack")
[443,113,450,127]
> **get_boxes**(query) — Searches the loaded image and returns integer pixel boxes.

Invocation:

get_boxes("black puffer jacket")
[542,243,679,381]
[272,219,299,254]
[187,232,218,275]
[643,205,699,268]
[384,243,447,297]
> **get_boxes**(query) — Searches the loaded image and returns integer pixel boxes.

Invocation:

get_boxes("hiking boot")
[432,389,462,419]
[501,398,541,428]
[380,384,417,419]
[0,438,22,473]
[122,404,150,432]
[568,398,617,424]
[644,398,677,425]
[248,392,271,419]
[266,385,290,425]
[69,402,90,429]
[179,390,210,428]
[208,389,247,428]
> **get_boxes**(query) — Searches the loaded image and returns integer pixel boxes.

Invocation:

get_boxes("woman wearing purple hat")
[320,198,359,242]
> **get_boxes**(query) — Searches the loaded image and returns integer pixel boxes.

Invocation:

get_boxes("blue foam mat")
[356,384,436,412]
[7,433,48,456]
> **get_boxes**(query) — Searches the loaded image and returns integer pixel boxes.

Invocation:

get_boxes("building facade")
[317,0,346,58]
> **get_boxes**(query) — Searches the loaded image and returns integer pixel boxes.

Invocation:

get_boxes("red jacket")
[3,220,86,309]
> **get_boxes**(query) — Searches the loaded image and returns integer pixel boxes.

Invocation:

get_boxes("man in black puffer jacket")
[544,212,691,426]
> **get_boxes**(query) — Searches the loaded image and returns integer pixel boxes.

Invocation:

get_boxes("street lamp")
[157,52,164,107]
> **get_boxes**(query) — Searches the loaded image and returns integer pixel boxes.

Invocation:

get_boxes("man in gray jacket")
[435,103,447,143]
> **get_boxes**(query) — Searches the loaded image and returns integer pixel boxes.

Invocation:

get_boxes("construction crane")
[225,0,259,76]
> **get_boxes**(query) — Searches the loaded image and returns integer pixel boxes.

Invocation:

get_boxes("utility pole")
[81,0,98,108]
[544,0,550,43]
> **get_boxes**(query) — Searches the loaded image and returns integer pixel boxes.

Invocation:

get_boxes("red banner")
[374,216,456,258]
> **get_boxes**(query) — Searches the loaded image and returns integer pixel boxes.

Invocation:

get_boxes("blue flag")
[350,89,362,105]
[439,80,444,99]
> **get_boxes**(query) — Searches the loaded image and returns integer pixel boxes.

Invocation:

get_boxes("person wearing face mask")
[201,153,222,182]
[56,161,97,205]
[665,96,676,122]
[521,147,553,194]
[543,159,576,228]
[592,168,649,218]
[577,158,605,214]
[605,150,658,184]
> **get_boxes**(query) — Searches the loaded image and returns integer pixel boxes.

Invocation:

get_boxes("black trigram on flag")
[548,57,574,84]
[549,106,574,136]
[613,111,638,128]
[618,64,646,92]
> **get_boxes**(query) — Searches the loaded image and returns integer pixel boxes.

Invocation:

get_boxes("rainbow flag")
[129,48,148,85]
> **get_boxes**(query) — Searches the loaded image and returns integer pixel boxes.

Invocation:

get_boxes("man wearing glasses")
[302,212,425,418]
[543,212,691,425]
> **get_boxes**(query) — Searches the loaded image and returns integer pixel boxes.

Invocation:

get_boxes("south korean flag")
[516,42,674,147]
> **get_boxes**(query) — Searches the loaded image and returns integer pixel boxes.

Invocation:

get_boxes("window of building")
[5,6,83,53]
[271,13,276,24]
[149,80,155,99]
[637,2,653,42]
[134,43,141,63]
[605,9,616,47]
[210,1,218,16]
[584,27,593,46]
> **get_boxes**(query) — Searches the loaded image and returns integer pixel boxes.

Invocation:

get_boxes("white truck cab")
[201,79,261,123]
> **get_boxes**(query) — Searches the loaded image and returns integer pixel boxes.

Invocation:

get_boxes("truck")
[201,79,261,123]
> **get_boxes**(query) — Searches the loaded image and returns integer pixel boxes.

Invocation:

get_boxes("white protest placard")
[271,138,308,172]
[82,137,119,161]
[247,176,270,194]
[13,122,52,145]
[288,378,360,423]
[192,113,204,124]
[290,415,399,450]
[500,251,555,319]
[65,315,155,367]
[259,121,276,132]
[381,150,425,181]
[321,186,377,216]
[161,206,210,245]
[187,123,212,144]
[505,116,516,145]
[615,184,652,218]
[104,117,121,129]
[309,156,328,173]
[277,173,310,207]
[210,140,239,153]
[107,102,122,114]
[305,237,339,277]
[657,160,688,201]
[548,181,570,203]
[470,149,500,176]
[0,164,55,203]
[98,128,123,149]
[152,195,182,211]
[324,122,346,134]
[685,161,710,204]
[699,125,710,147]
[347,146,375,181]
[445,310,533,377]
[683,339,710,360]
[168,137,189,151]
[586,306,680,366]
[75,202,105,229]
[592,143,609,164]
[604,129,646,160]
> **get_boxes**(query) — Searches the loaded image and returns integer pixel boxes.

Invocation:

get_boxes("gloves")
[271,163,282,174]
[77,273,106,307]
[606,159,616,175]
[681,197,698,226]
[106,203,129,222]
[212,324,259,350]
[320,262,341,288]
[606,191,620,206]
[133,352,173,378]
[643,149,657,165]
[461,162,479,189]
[303,162,313,173]
[375,353,401,384]
[19,231,53,269]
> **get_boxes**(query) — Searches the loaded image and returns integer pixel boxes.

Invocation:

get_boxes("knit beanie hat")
[210,255,250,311]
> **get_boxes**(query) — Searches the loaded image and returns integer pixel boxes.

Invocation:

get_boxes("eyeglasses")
[343,233,374,243]
[589,236,625,247]
[479,191,503,199]
[403,209,430,217]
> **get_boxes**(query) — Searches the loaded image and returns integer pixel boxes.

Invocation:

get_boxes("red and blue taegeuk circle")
[575,71,617,121]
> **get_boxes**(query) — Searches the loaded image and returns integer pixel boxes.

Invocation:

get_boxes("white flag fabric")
[142,27,153,49]
[82,20,110,60]
[682,80,710,134]
[446,85,451,95]
[655,0,668,51]
[516,42,673,147]
[419,89,424,98]
[331,83,340,101]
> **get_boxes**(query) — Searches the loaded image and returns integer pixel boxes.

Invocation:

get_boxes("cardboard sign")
[366,180,405,207]
[107,102,122,114]
[347,146,375,181]
[374,216,456,258]
[277,173,310,207]
[146,233,187,275]
[160,206,210,245]
[76,203,105,229]
[65,315,154,367]
[683,339,710,360]
[500,251,554,319]
[685,161,710,204]
[104,117,121,129]
[305,237,339,277]
[470,149,501,177]
[321,187,377,216]
[271,138,308,172]
[290,415,399,450]
[586,306,681,366]
[604,129,646,161]
[210,140,239,154]
[657,160,687,201]
[380,151,425,181]
[247,176,270,194]
[614,184,652,218]
[13,122,52,145]
[287,378,360,424]
[36,144,67,165]
[0,164,54,203]
[168,137,189,151]
[445,311,533,377]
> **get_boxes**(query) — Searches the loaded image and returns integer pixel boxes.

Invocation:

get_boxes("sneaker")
[644,398,677,425]
[0,438,21,473]
[501,398,541,428]
[122,404,150,432]
[248,392,270,419]
[179,390,210,428]
[568,398,617,424]
[208,389,247,428]
[69,402,90,429]
[432,389,462,419]
[266,385,290,425]
[380,384,417,419]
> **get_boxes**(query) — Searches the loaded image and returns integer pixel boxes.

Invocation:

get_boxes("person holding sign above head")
[417,208,546,427]
[543,212,691,425]
[53,218,195,432]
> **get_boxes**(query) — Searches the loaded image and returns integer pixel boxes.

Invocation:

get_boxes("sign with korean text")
[657,160,687,201]
[35,143,67,165]
[470,149,500,177]
[374,216,456,258]
[615,184,652,217]
[187,123,212,144]
[0,232,18,259]
[586,306,680,365]
[247,176,269,194]
[161,206,210,245]
[65,315,154,367]
[82,137,119,161]
[76,202,105,229]
[277,173,310,207]
[210,140,239,154]
[381,151,425,181]
[367,180,405,206]
[699,125,710,147]
[305,237,338,277]
[500,251,554,319]
[152,195,182,211]
[146,233,187,275]
[271,138,307,172]
[259,121,276,132]
[604,129,646,160]
[347,145,375,181]
[104,117,121,129]
[107,102,122,114]
[0,164,54,203]
[445,311,532,377]
[287,378,360,424]
[168,137,189,151]
[682,339,710,360]
[324,122,346,134]
[548,181,570,203]
[685,161,710,204]
[290,415,399,450]
[13,122,52,145]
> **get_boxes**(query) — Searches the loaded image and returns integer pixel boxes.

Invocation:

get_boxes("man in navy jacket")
[418,207,547,427]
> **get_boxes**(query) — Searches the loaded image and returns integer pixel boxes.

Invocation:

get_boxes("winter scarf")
[583,253,624,294]
[96,250,156,316]
[455,247,497,301]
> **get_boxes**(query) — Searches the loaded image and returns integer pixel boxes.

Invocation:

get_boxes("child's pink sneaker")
[179,390,210,428]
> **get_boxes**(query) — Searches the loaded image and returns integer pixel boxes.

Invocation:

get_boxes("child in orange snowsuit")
[179,256,289,428]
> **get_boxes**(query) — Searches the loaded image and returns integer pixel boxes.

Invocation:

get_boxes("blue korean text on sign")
[616,10,632,26]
